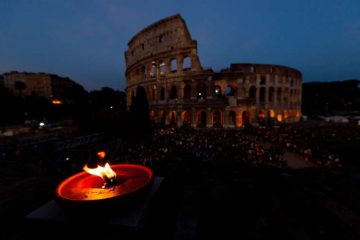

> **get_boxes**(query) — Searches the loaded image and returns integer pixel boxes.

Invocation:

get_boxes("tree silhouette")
[130,86,151,132]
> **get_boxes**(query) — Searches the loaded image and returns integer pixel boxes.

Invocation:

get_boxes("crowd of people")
[244,122,360,168]
[113,128,287,177]
[2,121,358,179]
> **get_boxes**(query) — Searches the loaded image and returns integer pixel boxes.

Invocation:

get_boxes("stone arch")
[149,110,155,121]
[150,61,157,77]
[183,84,192,99]
[229,111,236,127]
[182,111,190,126]
[284,87,289,103]
[268,86,275,103]
[249,86,256,99]
[160,87,165,100]
[277,87,282,103]
[260,76,266,85]
[226,84,237,96]
[170,59,177,72]
[168,111,177,126]
[147,87,154,101]
[258,110,266,125]
[267,109,275,125]
[277,111,283,123]
[183,56,191,70]
[196,82,207,99]
[159,111,166,125]
[141,65,146,77]
[213,85,222,97]
[159,61,166,76]
[242,111,250,125]
[213,110,222,128]
[197,110,207,127]
[169,85,178,100]
[259,87,266,103]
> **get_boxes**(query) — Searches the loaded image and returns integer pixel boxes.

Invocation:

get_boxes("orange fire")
[97,151,106,159]
[83,163,116,182]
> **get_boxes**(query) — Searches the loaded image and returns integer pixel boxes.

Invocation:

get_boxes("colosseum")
[125,14,302,128]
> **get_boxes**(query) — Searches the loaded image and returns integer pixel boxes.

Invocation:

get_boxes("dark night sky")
[1,0,359,91]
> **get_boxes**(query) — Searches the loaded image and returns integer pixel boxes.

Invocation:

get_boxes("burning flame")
[97,151,106,159]
[83,163,116,181]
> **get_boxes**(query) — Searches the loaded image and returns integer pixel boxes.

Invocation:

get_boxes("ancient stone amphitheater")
[125,14,302,128]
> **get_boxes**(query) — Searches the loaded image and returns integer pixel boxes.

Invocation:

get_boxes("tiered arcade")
[125,14,302,128]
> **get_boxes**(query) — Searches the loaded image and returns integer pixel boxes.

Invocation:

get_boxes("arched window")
[213,85,222,97]
[260,76,266,85]
[268,87,275,103]
[183,57,191,71]
[277,87,282,102]
[141,65,146,77]
[170,59,177,72]
[160,87,165,100]
[226,85,236,96]
[150,62,157,77]
[147,87,153,101]
[159,61,166,76]
[197,83,207,99]
[259,87,266,103]
[170,86,177,100]
[284,88,289,102]
[249,86,256,99]
[183,84,191,99]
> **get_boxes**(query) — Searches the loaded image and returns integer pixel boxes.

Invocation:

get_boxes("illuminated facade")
[125,14,302,127]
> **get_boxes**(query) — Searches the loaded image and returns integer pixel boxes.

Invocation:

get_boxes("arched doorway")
[169,86,178,100]
[149,110,155,121]
[183,84,191,99]
[182,111,190,126]
[159,111,166,126]
[213,111,222,128]
[168,111,177,126]
[268,87,275,103]
[259,87,266,103]
[258,110,266,125]
[198,111,207,127]
[242,111,250,126]
[229,111,236,127]
[277,112,283,123]
[267,109,275,125]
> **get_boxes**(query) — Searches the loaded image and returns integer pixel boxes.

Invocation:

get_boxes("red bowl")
[55,164,154,212]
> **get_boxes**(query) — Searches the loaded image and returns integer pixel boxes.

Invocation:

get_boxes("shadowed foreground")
[1,126,359,240]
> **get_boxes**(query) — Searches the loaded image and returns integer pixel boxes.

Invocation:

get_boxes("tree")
[130,86,151,132]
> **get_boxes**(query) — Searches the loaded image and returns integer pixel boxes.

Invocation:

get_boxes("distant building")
[2,71,87,104]
[125,14,302,128]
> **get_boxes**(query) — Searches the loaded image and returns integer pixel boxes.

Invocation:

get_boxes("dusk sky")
[1,0,359,91]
